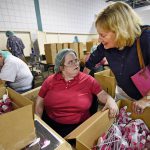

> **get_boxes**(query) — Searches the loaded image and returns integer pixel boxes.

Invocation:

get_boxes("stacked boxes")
[69,43,79,58]
[44,43,57,64]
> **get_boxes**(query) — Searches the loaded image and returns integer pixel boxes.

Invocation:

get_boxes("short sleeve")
[0,60,17,82]
[38,77,52,98]
[89,76,102,95]
[85,44,105,70]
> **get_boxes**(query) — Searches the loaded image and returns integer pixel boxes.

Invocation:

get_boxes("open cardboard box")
[94,69,116,98]
[34,115,72,150]
[0,87,36,150]
[65,99,150,150]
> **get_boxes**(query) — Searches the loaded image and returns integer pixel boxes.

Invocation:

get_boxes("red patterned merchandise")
[0,94,13,114]
[92,106,150,150]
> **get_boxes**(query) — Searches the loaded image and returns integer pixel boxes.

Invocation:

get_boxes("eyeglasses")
[63,59,80,67]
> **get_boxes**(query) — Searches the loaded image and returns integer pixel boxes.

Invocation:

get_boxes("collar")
[55,72,81,81]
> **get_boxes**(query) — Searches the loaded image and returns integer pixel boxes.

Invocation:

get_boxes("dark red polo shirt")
[39,72,101,124]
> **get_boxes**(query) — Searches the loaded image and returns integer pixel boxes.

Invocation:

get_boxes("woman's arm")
[35,96,44,118]
[85,44,105,72]
[83,67,91,74]
[97,90,119,117]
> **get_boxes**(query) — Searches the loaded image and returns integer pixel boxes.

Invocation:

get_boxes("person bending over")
[84,2,150,114]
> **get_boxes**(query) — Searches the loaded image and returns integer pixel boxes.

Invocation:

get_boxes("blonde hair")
[95,1,142,49]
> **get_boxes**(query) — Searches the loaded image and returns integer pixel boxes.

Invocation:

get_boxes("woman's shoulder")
[141,25,150,35]
[140,25,150,43]
[46,73,57,80]
[79,72,95,81]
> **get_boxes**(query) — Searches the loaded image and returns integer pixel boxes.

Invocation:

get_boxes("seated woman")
[35,49,118,137]
[0,50,33,93]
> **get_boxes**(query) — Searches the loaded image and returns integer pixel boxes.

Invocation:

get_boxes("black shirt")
[85,26,150,100]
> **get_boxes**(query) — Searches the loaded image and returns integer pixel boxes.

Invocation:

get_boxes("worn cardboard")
[44,43,57,64]
[94,69,116,98]
[34,115,72,150]
[65,99,150,150]
[0,87,36,150]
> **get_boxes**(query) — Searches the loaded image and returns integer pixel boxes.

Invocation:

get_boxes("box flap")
[0,105,36,150]
[65,110,114,150]
[7,87,33,106]
[66,99,150,150]
[34,115,72,150]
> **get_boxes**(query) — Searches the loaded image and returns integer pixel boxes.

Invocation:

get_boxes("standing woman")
[6,31,27,63]
[35,49,118,137]
[84,2,150,114]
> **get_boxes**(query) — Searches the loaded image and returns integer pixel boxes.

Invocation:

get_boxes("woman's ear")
[59,66,64,72]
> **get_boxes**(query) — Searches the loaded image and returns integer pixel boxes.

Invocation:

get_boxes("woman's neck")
[62,73,74,81]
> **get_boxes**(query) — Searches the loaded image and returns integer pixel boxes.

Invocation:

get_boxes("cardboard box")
[56,43,63,52]
[69,43,79,58]
[86,41,97,52]
[0,80,5,87]
[65,99,150,150]
[78,43,84,60]
[0,87,36,150]
[22,86,41,102]
[34,115,72,150]
[44,43,57,64]
[63,43,69,49]
[94,69,116,98]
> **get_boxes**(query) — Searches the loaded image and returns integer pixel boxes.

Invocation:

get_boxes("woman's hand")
[102,98,119,118]
[132,97,150,114]
[97,90,119,118]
